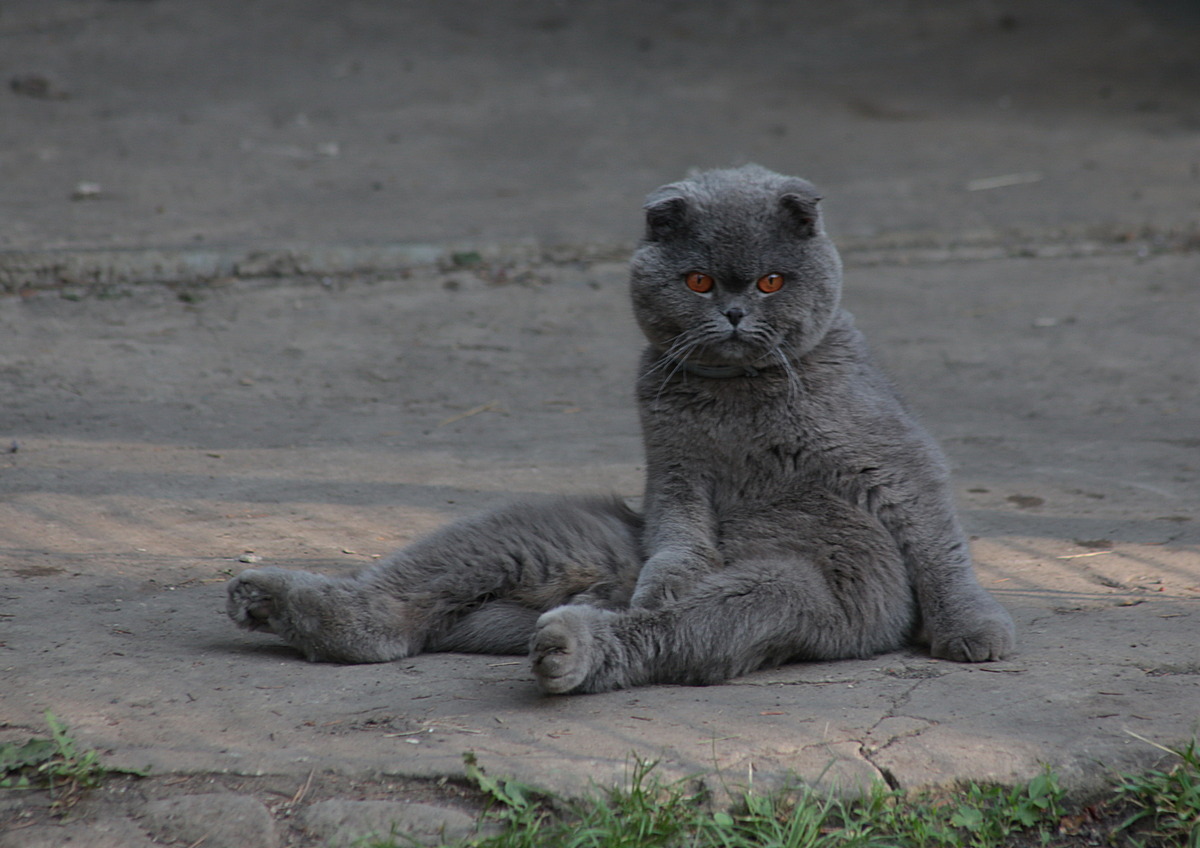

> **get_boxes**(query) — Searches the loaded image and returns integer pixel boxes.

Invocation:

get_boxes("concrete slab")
[0,1,1198,844]
[1,252,1196,806]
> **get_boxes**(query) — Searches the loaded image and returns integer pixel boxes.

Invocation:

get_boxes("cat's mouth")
[710,323,776,357]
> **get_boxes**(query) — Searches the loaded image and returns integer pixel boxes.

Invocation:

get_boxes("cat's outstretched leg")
[227,495,643,663]
[532,553,914,694]
[227,567,413,662]
[228,570,544,660]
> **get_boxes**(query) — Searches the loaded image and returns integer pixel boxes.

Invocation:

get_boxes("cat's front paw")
[929,612,1015,662]
[226,568,293,633]
[628,573,691,610]
[530,607,605,695]
[629,547,718,609]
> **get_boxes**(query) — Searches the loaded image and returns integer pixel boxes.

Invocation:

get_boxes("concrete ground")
[1,2,1198,846]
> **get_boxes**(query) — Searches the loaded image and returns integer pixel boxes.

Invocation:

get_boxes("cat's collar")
[678,360,764,379]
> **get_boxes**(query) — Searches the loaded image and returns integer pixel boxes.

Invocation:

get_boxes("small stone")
[9,73,69,100]
[1006,494,1045,509]
[71,181,104,200]
[239,553,263,563]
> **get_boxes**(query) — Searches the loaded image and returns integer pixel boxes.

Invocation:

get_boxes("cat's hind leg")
[532,502,914,694]
[227,567,414,663]
[426,602,543,654]
[532,556,913,694]
[532,567,810,694]
[227,495,642,663]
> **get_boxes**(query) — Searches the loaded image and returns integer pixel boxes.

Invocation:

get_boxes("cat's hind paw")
[226,568,294,633]
[531,606,607,695]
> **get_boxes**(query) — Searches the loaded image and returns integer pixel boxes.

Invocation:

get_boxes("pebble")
[71,181,104,201]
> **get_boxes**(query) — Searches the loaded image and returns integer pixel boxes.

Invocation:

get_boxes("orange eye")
[685,272,715,293]
[757,273,785,294]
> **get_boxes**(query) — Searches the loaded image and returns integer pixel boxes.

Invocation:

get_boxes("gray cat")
[227,165,1015,694]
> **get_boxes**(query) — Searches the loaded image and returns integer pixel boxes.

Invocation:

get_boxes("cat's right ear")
[643,190,689,241]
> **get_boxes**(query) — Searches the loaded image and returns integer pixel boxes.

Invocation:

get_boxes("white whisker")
[771,346,803,407]
[652,336,704,404]
[644,331,700,377]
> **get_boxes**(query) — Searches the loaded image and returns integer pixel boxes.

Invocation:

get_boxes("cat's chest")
[638,366,888,492]
[640,379,822,460]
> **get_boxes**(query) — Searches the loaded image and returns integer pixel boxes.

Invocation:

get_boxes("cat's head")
[630,165,843,368]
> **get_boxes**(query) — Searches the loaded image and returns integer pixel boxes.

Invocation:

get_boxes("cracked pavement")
[1,254,1196,806]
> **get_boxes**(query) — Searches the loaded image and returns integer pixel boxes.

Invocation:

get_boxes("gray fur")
[227,165,1015,693]
[227,495,643,662]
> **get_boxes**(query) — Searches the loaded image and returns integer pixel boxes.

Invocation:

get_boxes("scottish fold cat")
[227,165,1014,693]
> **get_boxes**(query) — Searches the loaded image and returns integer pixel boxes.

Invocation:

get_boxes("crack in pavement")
[855,675,944,790]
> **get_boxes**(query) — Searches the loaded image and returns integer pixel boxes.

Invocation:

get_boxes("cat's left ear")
[779,192,822,239]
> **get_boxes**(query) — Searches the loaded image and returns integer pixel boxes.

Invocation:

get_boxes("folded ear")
[779,191,822,239]
[643,188,689,241]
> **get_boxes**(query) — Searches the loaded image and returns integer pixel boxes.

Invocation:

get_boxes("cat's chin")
[693,342,775,369]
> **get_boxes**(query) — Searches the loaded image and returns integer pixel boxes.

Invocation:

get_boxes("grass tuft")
[387,742,1198,848]
[1113,737,1200,847]
[851,767,1065,848]
[0,710,147,812]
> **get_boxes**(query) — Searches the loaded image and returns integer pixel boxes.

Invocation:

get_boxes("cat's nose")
[724,307,745,327]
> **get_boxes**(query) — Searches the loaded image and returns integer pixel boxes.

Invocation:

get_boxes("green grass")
[362,742,1199,848]
[0,711,147,811]
[4,714,1195,846]
[1113,737,1200,847]
[850,769,1065,848]
[362,753,1070,848]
